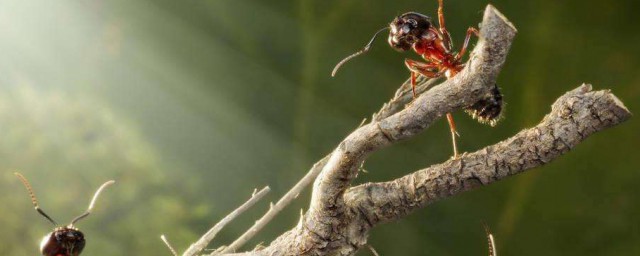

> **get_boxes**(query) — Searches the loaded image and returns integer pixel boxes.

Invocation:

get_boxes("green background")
[0,0,638,255]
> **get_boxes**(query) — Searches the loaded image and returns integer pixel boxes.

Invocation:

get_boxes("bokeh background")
[0,0,638,255]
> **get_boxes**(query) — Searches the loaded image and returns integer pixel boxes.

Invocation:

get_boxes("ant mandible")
[332,0,503,159]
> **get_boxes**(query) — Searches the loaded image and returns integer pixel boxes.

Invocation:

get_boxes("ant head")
[330,12,431,77]
[41,227,86,256]
[388,12,432,51]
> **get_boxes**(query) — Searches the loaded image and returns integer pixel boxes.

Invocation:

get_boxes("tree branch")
[345,84,631,225]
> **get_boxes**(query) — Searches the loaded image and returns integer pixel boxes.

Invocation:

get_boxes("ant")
[15,172,115,256]
[332,0,503,159]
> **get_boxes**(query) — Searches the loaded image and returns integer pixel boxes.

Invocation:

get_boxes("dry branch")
[182,187,270,256]
[345,84,631,225]
[217,160,329,254]
[198,4,631,256]
[254,87,630,256]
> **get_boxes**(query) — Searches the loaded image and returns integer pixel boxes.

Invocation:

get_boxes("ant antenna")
[14,172,58,226]
[70,180,115,225]
[331,27,389,77]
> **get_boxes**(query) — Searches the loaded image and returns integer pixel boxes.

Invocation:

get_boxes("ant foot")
[405,97,418,108]
[450,152,466,160]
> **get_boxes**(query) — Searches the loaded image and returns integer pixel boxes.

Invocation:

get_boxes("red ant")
[332,0,503,159]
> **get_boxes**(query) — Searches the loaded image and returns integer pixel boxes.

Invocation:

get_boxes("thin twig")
[483,224,497,256]
[217,108,387,254]
[161,235,179,256]
[183,186,270,256]
[367,245,380,256]
[216,158,329,254]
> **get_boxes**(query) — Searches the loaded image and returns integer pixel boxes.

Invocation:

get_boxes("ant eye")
[407,19,418,27]
[401,25,411,34]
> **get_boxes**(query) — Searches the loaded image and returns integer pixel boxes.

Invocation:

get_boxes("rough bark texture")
[211,5,631,256]
[345,84,631,225]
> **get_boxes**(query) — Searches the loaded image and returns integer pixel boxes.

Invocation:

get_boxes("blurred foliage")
[0,0,638,255]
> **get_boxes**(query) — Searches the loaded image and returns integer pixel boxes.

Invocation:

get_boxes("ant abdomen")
[464,84,504,127]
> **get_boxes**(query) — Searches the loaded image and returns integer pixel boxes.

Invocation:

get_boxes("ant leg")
[437,0,453,50]
[405,59,440,77]
[437,0,447,31]
[411,71,418,98]
[446,113,459,159]
[404,59,440,98]
[454,27,480,61]
[405,57,458,158]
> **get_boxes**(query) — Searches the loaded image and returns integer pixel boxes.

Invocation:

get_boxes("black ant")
[15,172,115,256]
[332,0,503,159]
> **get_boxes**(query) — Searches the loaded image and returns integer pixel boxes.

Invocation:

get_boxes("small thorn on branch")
[161,234,179,256]
[367,245,380,256]
[483,223,497,256]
